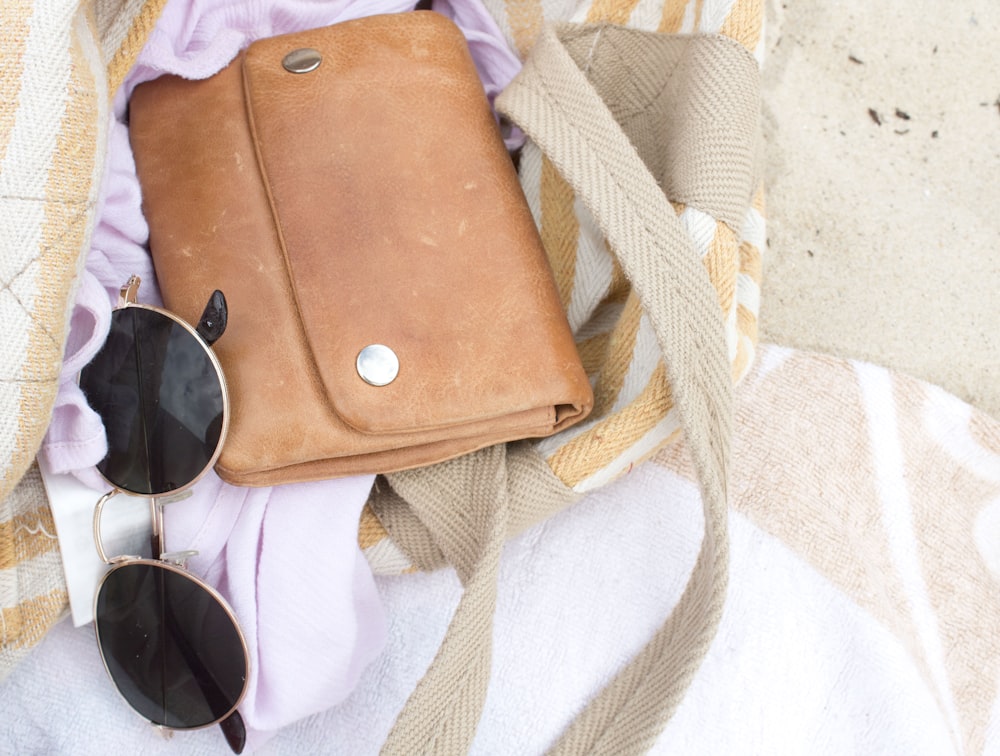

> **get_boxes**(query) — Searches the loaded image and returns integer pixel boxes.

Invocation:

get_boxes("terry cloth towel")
[2,345,999,754]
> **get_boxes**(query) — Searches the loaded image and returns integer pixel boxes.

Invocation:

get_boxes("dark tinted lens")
[95,562,247,729]
[79,306,224,495]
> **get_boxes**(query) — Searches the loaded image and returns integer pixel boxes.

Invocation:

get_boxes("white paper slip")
[37,455,151,627]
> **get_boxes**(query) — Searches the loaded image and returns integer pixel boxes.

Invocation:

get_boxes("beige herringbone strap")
[379,23,748,755]
[376,443,576,754]
[377,448,508,755]
[495,26,735,753]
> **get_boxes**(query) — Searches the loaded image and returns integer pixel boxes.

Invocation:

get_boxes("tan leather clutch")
[128,11,593,486]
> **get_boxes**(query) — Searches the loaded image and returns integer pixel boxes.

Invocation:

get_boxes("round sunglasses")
[80,276,248,753]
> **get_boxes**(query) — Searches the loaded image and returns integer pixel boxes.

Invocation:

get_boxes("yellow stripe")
[659,0,688,33]
[48,22,99,205]
[503,0,546,58]
[703,222,738,315]
[358,504,390,550]
[693,0,706,31]
[576,331,611,376]
[736,303,758,343]
[0,0,34,164]
[720,0,763,52]
[591,292,643,416]
[738,239,762,285]
[607,256,630,304]
[105,0,169,95]
[540,156,579,311]
[548,363,674,486]
[586,0,642,24]
[1,589,68,650]
[0,504,60,570]
[742,186,766,285]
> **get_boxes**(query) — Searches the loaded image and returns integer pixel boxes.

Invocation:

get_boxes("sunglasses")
[80,276,249,753]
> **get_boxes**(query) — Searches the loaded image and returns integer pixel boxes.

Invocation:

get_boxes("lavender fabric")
[39,0,522,747]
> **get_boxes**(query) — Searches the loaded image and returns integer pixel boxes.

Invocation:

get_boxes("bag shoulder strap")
[381,23,752,754]
[496,25,734,753]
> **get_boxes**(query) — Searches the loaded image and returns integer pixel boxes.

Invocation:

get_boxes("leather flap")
[241,13,590,436]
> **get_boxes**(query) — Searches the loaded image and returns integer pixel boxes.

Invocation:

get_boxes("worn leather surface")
[129,11,592,486]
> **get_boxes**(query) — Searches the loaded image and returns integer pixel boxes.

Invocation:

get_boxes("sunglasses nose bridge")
[93,489,122,565]
[94,471,205,565]
[93,489,160,564]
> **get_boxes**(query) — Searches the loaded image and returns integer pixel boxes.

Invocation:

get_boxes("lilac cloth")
[39,0,523,748]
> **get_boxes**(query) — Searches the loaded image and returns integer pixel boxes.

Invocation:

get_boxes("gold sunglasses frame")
[88,274,231,499]
[86,276,249,750]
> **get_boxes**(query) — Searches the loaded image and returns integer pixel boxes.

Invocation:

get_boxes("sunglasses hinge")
[118,275,142,307]
[107,554,140,565]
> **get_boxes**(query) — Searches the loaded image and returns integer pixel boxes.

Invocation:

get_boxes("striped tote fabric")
[484,0,765,496]
[0,0,157,680]
[0,3,107,505]
[1,0,108,679]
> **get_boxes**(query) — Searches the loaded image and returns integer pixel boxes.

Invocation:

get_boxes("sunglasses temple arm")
[220,710,247,754]
[196,289,228,347]
[93,490,122,564]
[150,497,166,559]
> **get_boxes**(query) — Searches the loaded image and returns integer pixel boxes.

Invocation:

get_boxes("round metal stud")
[356,344,399,387]
[282,48,322,74]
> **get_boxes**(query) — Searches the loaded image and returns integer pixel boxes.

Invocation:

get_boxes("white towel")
[3,345,998,754]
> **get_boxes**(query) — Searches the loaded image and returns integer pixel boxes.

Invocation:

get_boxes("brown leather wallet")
[128,11,593,486]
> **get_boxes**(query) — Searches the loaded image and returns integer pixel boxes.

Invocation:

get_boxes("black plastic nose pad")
[196,290,228,346]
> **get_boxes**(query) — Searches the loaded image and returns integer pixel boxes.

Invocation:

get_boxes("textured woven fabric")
[0,464,66,676]
[0,0,157,679]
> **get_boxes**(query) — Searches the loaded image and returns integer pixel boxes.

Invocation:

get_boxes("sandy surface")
[758,0,999,417]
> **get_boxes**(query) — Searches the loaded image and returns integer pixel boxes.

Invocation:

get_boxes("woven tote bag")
[362,3,765,753]
[0,0,167,674]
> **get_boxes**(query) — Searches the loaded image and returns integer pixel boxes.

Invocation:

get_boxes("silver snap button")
[356,344,399,387]
[282,48,322,74]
